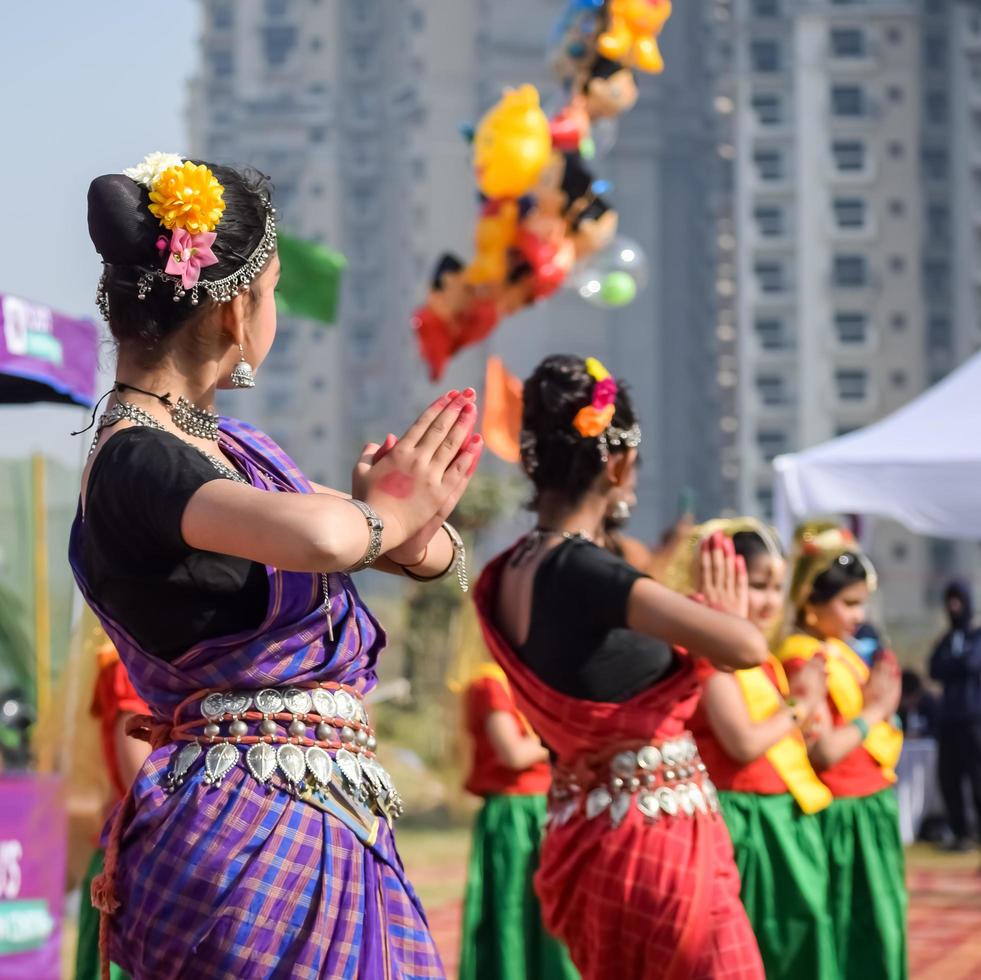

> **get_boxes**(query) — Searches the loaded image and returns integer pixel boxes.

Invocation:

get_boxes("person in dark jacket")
[929,579,981,850]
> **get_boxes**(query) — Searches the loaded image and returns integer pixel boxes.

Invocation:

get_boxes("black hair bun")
[521,353,638,508]
[87,174,161,265]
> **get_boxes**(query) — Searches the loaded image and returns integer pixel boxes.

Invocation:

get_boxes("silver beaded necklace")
[510,526,595,567]
[533,526,595,543]
[89,400,246,485]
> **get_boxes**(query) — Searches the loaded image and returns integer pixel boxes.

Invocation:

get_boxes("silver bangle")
[443,521,469,593]
[345,499,385,572]
[399,522,469,592]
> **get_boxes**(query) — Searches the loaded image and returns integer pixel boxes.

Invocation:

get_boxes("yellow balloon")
[473,85,552,200]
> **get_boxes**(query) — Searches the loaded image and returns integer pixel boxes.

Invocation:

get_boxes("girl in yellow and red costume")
[673,520,837,980]
[777,524,905,980]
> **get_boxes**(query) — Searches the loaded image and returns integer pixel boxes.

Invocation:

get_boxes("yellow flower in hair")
[584,357,611,382]
[149,162,226,234]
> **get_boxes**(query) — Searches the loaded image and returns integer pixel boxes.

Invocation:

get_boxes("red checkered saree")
[474,547,764,980]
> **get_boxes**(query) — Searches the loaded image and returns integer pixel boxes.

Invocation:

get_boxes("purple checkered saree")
[68,418,445,980]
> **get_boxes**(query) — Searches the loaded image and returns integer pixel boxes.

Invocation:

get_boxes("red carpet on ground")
[421,856,981,978]
[907,864,981,980]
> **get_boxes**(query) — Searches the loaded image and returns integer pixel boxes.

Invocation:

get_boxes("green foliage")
[389,472,522,773]
[0,582,33,694]
[450,472,524,533]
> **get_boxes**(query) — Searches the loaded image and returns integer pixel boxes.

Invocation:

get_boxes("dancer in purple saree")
[74,157,483,979]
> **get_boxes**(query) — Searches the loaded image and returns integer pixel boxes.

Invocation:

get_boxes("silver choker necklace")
[510,526,595,566]
[170,395,220,441]
[109,382,220,441]
[533,526,595,543]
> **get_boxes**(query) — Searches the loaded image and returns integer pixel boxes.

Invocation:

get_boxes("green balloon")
[599,271,637,307]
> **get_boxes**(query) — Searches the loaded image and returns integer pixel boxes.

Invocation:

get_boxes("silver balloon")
[567,235,648,309]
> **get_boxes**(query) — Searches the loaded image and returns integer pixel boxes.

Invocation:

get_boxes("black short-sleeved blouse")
[519,537,678,703]
[80,427,268,660]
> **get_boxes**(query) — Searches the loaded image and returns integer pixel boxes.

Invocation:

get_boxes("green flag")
[275,232,347,326]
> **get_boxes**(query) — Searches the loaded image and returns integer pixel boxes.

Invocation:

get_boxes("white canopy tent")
[773,351,981,542]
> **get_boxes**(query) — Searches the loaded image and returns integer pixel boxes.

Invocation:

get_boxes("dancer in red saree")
[474,355,767,980]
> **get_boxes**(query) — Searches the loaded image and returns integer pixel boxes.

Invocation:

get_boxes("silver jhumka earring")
[231,344,256,389]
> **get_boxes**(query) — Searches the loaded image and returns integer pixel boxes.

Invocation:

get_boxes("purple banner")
[0,292,99,407]
[0,775,66,978]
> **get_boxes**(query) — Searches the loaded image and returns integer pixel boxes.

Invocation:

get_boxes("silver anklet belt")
[163,683,404,822]
[547,732,719,829]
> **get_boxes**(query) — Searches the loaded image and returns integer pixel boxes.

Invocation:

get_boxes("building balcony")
[753,232,795,252]
[828,221,878,244]
[342,4,383,37]
[826,161,879,186]
[751,286,797,308]
[753,333,798,359]
[751,174,795,194]
[962,33,981,55]
[749,120,796,140]
[753,398,797,423]
[824,50,881,75]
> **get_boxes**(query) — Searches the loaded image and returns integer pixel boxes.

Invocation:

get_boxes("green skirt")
[75,848,130,980]
[818,790,907,980]
[459,794,578,980]
[719,791,837,980]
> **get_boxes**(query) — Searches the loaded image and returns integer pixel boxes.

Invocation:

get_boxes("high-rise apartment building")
[466,0,726,539]
[949,0,981,367]
[715,0,981,624]
[191,0,468,486]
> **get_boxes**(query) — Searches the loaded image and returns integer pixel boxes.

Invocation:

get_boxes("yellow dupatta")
[776,634,903,782]
[733,656,832,814]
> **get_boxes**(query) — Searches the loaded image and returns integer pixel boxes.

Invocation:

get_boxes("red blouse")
[464,667,551,798]
[690,659,790,795]
[91,648,149,800]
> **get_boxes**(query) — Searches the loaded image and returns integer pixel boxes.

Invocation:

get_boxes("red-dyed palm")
[351,390,482,561]
[697,532,749,619]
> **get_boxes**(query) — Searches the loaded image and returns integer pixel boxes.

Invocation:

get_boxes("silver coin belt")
[163,684,403,822]
[547,733,720,830]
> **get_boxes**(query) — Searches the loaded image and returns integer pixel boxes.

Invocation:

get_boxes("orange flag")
[481,355,523,463]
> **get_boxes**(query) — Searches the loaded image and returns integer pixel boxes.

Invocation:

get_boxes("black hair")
[732,531,775,570]
[560,153,612,229]
[87,162,272,362]
[807,552,867,606]
[431,253,464,288]
[521,353,637,508]
[901,669,923,698]
[943,578,973,629]
[582,55,628,88]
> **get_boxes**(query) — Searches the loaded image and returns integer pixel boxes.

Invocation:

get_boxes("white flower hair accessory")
[123,151,185,189]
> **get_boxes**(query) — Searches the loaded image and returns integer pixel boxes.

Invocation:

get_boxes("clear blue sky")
[0,1,199,463]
